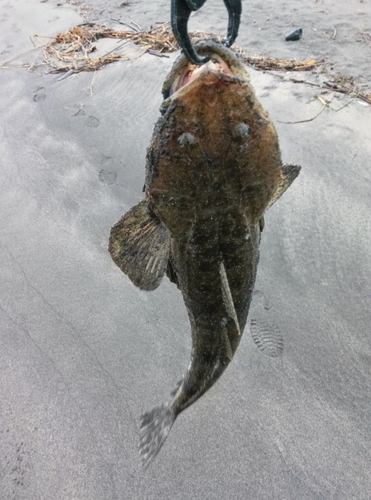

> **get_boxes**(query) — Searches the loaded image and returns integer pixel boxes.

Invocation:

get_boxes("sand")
[0,0,371,498]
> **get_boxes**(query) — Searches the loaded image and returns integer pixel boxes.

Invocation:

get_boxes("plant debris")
[234,50,316,72]
[323,74,371,103]
[1,21,370,104]
[355,31,371,43]
[27,22,319,75]
[39,22,225,73]
[40,23,180,72]
[278,94,353,125]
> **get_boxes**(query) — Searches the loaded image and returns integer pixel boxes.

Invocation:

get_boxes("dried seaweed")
[1,21,370,104]
[36,22,320,75]
[233,46,317,72]
[42,24,152,72]
[40,23,215,73]
[280,74,371,106]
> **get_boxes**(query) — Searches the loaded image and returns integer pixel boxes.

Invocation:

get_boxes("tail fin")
[139,404,176,469]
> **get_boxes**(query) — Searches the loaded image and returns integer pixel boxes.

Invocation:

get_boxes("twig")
[148,49,170,58]
[284,78,321,88]
[278,103,327,124]
[88,70,96,95]
[129,19,142,32]
[109,18,140,32]
[147,22,170,34]
[71,104,84,116]
[33,35,55,39]
[323,81,371,105]
[0,46,41,69]
[57,68,74,81]
[102,39,130,57]
[239,53,317,72]
[273,73,371,105]
[26,48,43,73]
[278,94,353,124]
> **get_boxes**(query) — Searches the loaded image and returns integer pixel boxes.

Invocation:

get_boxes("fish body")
[109,41,300,467]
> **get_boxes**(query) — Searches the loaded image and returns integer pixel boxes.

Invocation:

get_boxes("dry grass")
[1,21,370,103]
[42,23,174,72]
[40,22,319,74]
[355,31,371,43]
[243,56,316,72]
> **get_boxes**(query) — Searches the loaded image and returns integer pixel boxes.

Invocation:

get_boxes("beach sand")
[1,0,371,498]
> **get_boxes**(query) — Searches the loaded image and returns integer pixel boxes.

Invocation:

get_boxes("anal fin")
[220,262,240,336]
[222,328,234,361]
[109,199,170,291]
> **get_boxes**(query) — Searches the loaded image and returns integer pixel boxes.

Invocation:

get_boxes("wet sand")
[1,0,371,498]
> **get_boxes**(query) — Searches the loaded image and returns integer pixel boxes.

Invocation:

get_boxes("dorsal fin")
[109,200,170,291]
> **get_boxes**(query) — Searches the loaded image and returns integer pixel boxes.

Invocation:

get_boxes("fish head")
[146,41,284,235]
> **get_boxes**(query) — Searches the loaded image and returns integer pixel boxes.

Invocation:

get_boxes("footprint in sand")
[33,87,46,102]
[250,316,284,358]
[86,116,100,128]
[249,291,284,357]
[99,157,118,185]
[252,289,271,310]
[11,23,21,34]
[1,44,13,55]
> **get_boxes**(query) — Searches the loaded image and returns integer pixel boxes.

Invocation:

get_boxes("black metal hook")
[171,0,242,65]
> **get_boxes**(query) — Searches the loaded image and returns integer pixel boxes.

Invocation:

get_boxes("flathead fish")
[109,40,300,468]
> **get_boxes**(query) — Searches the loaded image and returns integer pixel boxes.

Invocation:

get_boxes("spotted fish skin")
[109,40,300,468]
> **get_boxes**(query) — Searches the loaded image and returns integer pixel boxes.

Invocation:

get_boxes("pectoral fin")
[266,163,301,211]
[109,200,170,291]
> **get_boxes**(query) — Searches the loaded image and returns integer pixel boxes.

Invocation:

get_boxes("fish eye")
[177,132,196,148]
[232,122,250,142]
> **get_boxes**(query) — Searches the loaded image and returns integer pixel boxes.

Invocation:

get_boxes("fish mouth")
[171,54,234,94]
[162,40,249,99]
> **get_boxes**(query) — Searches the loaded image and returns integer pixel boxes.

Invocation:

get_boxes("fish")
[109,40,300,468]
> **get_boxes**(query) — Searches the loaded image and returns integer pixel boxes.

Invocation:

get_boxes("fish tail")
[139,404,176,468]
